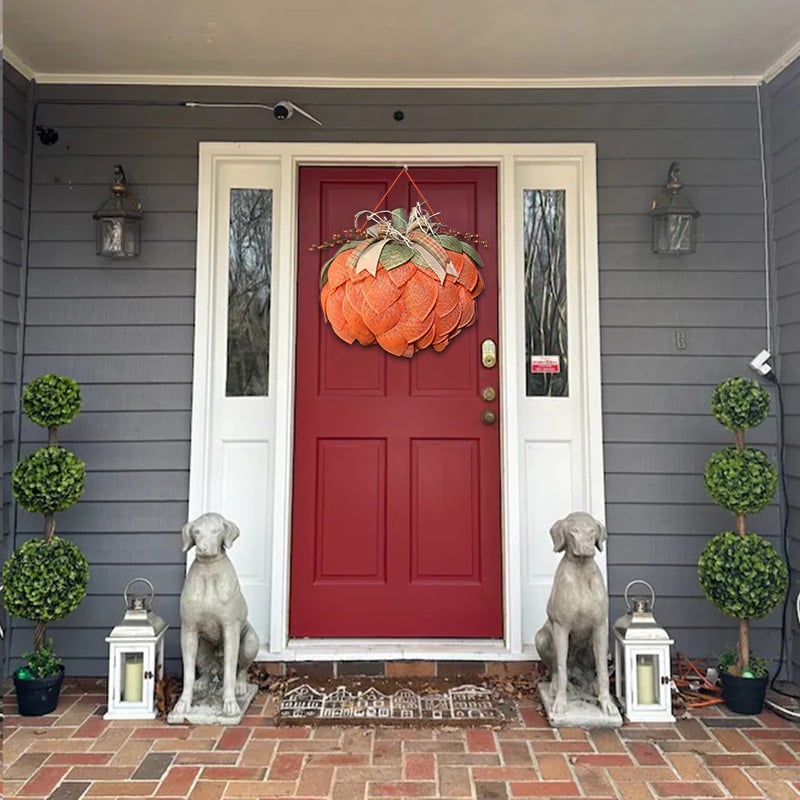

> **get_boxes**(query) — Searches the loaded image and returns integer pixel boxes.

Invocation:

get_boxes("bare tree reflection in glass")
[523,190,567,397]
[227,189,273,397]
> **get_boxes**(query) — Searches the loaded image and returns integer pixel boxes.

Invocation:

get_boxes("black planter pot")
[13,665,65,716]
[720,670,769,715]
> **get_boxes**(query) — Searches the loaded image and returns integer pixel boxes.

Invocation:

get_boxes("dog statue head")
[549,511,606,557]
[182,512,240,558]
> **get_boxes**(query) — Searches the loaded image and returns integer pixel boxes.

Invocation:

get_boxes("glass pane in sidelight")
[523,189,568,397]
[226,188,273,396]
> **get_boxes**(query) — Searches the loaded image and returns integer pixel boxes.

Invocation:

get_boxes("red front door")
[290,166,502,638]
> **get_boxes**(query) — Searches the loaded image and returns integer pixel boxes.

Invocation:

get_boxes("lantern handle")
[123,577,155,610]
[623,579,655,612]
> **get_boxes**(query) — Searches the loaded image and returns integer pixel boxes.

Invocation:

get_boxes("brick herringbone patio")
[4,679,800,799]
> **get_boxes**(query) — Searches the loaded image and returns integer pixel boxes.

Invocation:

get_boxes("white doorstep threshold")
[258,640,536,662]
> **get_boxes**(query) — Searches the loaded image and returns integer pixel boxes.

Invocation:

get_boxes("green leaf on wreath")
[459,241,484,269]
[379,243,415,270]
[320,256,335,289]
[434,234,464,253]
[391,208,408,231]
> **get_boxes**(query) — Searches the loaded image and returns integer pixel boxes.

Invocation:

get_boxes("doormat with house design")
[277,679,518,726]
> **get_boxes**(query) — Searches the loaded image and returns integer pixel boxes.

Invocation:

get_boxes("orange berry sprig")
[309,228,368,252]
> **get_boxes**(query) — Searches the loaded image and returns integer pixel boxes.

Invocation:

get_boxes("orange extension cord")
[672,653,725,708]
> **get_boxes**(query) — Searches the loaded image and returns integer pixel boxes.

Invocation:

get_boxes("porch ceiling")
[5,0,800,86]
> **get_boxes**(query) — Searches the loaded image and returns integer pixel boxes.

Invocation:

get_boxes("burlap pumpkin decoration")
[319,206,484,358]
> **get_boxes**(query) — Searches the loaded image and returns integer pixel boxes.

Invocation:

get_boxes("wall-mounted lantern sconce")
[93,165,142,258]
[650,161,700,255]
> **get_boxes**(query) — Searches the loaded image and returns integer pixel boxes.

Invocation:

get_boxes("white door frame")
[189,142,605,662]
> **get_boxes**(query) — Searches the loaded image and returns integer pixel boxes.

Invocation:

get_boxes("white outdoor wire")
[183,101,323,126]
[756,83,773,353]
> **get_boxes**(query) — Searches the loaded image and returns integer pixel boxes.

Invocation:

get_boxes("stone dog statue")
[535,511,620,726]
[168,512,259,724]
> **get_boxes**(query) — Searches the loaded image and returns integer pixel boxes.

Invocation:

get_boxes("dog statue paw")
[172,696,191,716]
[598,694,619,718]
[222,697,240,716]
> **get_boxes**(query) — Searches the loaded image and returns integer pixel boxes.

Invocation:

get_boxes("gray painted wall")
[9,79,779,676]
[3,65,29,545]
[770,59,800,679]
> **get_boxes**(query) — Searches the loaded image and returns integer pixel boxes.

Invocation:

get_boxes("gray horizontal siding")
[770,55,800,680]
[601,327,766,355]
[15,79,774,675]
[3,63,29,545]
[603,414,776,443]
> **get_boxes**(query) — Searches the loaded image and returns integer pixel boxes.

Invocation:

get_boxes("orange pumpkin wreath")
[319,205,485,358]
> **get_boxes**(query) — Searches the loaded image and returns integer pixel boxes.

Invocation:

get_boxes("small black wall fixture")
[93,165,143,258]
[650,161,700,255]
[35,126,59,146]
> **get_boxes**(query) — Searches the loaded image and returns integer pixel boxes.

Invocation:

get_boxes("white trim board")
[6,41,799,86]
[190,142,606,662]
[3,48,36,81]
[12,70,766,87]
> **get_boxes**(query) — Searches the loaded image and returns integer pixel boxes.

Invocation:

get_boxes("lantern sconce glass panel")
[613,580,675,723]
[93,165,143,258]
[649,162,700,255]
[105,578,168,720]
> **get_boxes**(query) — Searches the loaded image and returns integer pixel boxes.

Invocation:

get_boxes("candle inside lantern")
[123,654,144,702]
[636,655,656,704]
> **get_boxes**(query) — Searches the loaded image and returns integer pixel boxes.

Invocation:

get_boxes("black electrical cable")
[4,96,39,679]
[765,371,798,698]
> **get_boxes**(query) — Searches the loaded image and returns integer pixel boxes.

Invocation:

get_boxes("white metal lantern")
[93,165,142,258]
[613,580,675,723]
[105,578,168,720]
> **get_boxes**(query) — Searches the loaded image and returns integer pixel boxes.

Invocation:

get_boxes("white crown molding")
[3,47,36,81]
[25,70,766,88]
[762,37,800,84]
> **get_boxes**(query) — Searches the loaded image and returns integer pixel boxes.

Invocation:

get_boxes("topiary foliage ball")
[1,537,89,623]
[711,376,770,432]
[698,531,787,620]
[12,446,86,514]
[22,374,82,429]
[704,446,778,515]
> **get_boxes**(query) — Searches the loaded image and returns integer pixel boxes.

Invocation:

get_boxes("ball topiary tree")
[3,374,89,658]
[697,376,788,677]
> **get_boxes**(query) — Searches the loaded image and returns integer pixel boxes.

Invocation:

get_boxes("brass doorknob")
[481,386,497,402]
[481,409,497,425]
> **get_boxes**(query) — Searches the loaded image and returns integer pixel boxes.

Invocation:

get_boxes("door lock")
[481,386,497,402]
[481,339,497,369]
